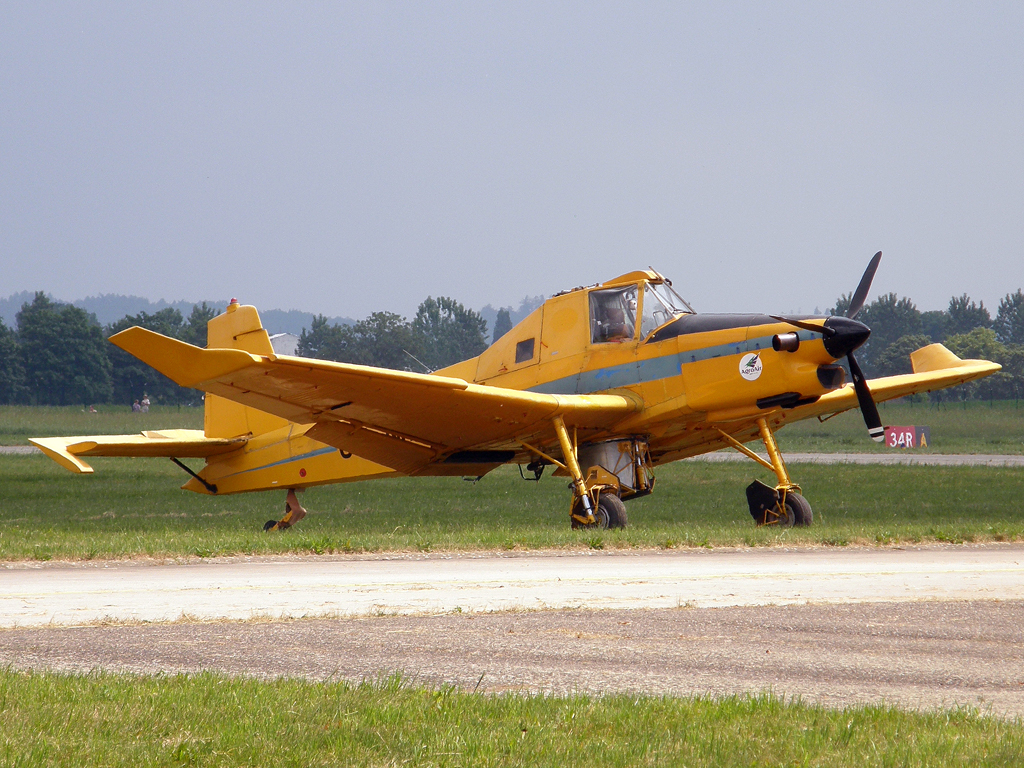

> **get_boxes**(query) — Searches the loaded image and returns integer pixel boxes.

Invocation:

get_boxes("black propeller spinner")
[771,251,885,443]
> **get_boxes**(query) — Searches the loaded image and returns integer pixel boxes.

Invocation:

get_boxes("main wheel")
[784,493,813,527]
[571,493,628,530]
[770,501,796,528]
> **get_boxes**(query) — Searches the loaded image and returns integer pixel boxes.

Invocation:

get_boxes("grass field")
[2,400,1022,452]
[2,452,1022,560]
[1,670,1020,766]
[779,398,1024,454]
[1,401,1022,559]
[3,412,1022,761]
[0,404,203,446]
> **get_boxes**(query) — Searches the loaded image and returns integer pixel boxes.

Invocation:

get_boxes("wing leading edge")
[110,326,641,474]
[787,343,1001,422]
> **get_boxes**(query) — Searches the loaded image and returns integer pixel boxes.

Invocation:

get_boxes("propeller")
[847,347,884,442]
[846,250,882,320]
[772,251,885,442]
[842,251,884,441]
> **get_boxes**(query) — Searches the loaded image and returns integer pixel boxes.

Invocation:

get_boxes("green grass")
[779,398,1024,454]
[3,400,1024,453]
[1,454,1022,560]
[2,402,1022,560]
[4,406,1023,760]
[0,404,203,445]
[0,669,1020,766]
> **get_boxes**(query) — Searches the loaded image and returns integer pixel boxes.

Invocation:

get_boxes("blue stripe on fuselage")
[529,330,819,395]
[219,446,339,479]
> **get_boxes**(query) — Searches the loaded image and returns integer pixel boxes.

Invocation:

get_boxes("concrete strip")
[1,545,1022,628]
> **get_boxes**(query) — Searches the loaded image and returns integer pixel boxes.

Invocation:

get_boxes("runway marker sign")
[884,426,931,449]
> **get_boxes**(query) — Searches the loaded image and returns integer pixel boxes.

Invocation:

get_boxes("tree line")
[0,287,1022,408]
[0,293,219,407]
[296,296,488,373]
[834,289,1024,400]
[0,292,490,407]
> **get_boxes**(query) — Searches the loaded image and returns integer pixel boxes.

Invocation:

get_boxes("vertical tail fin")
[203,301,293,439]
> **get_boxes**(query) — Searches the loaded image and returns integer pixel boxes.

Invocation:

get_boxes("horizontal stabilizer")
[30,430,247,474]
[110,327,260,388]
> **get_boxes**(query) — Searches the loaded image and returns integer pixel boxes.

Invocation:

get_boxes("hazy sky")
[2,2,1022,321]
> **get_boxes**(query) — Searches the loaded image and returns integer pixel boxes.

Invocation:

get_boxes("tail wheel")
[571,492,628,530]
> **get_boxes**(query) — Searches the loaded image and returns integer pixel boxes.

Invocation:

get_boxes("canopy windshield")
[640,281,691,337]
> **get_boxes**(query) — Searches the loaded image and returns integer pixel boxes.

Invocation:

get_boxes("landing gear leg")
[753,417,811,526]
[718,419,813,527]
[263,489,308,532]
[551,416,597,527]
[519,418,628,530]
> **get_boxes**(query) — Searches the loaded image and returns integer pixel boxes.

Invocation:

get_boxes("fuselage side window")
[589,286,638,343]
[515,338,535,363]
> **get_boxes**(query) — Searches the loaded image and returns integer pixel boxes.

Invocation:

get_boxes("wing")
[111,327,641,474]
[786,343,1001,422]
[30,430,246,474]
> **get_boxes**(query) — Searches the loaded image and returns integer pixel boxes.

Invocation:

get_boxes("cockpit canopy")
[588,274,691,344]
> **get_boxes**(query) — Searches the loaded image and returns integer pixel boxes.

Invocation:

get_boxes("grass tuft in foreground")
[0,669,1021,766]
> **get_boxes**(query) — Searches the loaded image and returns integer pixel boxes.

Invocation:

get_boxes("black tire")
[571,493,628,530]
[784,493,813,527]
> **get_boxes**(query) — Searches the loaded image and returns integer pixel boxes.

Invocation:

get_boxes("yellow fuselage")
[193,271,841,494]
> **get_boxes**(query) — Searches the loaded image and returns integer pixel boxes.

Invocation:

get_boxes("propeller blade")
[847,352,884,442]
[846,251,882,319]
[769,315,835,338]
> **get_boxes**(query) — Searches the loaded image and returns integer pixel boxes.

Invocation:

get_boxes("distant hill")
[2,291,550,339]
[259,308,355,335]
[0,291,51,327]
[0,292,355,335]
[77,294,211,325]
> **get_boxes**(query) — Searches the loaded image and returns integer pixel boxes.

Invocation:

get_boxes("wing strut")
[552,416,595,524]
[169,457,218,494]
[713,428,775,472]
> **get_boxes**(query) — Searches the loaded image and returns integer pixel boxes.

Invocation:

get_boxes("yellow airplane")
[32,253,1000,530]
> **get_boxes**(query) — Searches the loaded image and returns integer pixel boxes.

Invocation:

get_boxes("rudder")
[203,300,293,439]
